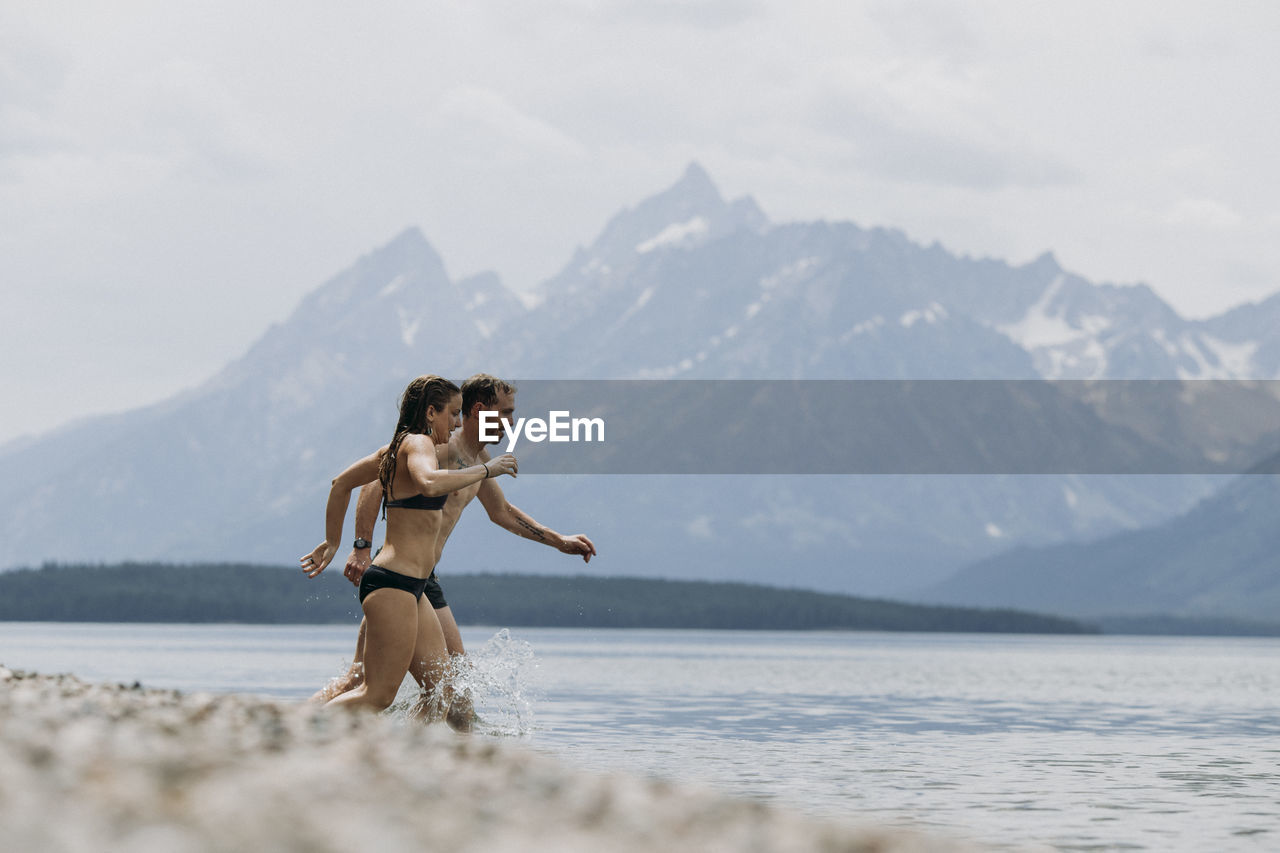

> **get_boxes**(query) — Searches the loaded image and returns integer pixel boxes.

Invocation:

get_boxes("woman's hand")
[300,541,338,578]
[485,453,518,478]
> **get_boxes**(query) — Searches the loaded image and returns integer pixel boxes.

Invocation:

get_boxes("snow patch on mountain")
[604,286,657,336]
[1041,339,1109,379]
[636,315,745,378]
[900,303,949,328]
[379,274,407,298]
[997,275,1112,350]
[397,307,420,347]
[636,217,709,254]
[742,259,824,322]
[629,286,655,315]
[840,315,886,343]
[686,515,714,539]
[516,290,545,310]
[760,257,820,290]
[1182,334,1258,379]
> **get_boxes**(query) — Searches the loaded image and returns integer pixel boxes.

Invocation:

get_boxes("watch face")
[353,538,371,550]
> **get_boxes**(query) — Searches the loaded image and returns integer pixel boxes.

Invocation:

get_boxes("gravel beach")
[0,665,990,853]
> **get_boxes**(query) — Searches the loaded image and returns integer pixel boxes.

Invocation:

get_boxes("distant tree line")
[0,562,1097,634]
[0,563,361,624]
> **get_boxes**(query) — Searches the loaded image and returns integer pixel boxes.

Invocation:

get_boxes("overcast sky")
[3,1,1278,445]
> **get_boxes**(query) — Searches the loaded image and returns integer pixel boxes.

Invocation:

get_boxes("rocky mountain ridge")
[3,164,1278,613]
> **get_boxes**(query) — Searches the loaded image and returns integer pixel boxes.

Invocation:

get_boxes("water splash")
[315,660,362,703]
[387,629,539,737]
[460,629,539,737]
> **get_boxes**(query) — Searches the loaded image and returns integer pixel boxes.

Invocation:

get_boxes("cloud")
[1163,198,1244,230]
[0,17,66,109]
[867,0,984,69]
[136,61,286,183]
[811,70,1080,191]
[437,86,587,160]
[1,29,281,194]
[610,0,761,29]
[0,20,71,168]
[4,0,1280,444]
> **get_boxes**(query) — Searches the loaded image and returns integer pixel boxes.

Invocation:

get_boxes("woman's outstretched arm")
[301,448,384,578]
[401,434,518,496]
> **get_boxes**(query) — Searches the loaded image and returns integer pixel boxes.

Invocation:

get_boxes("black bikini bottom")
[422,572,448,610]
[358,564,429,604]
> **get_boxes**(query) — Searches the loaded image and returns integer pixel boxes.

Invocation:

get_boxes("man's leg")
[403,574,474,729]
[436,606,465,657]
[434,605,476,732]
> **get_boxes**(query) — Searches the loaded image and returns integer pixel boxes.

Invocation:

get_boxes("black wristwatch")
[353,538,372,550]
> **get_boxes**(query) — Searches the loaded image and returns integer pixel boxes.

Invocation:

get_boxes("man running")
[312,374,596,728]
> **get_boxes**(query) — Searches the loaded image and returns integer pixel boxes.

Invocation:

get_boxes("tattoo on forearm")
[517,518,547,541]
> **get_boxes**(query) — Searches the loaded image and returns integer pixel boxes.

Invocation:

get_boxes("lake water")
[1,623,1277,851]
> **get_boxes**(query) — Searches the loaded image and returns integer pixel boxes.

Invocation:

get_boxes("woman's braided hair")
[379,375,460,500]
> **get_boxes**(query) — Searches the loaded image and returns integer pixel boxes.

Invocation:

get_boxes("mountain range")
[924,463,1280,622]
[3,163,1278,620]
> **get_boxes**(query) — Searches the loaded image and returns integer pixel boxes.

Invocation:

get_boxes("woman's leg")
[309,617,367,703]
[406,596,450,721]
[326,590,418,712]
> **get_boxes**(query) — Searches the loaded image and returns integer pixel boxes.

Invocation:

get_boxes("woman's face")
[428,394,462,445]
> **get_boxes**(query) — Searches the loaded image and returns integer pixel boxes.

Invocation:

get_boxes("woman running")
[299,375,516,713]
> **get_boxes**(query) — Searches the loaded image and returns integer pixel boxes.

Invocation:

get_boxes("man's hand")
[557,533,597,563]
[343,549,372,586]
[300,541,338,578]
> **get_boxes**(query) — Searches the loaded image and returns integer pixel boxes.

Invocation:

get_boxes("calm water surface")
[1,623,1277,852]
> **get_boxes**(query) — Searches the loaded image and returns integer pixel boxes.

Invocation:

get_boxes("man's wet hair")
[461,374,516,417]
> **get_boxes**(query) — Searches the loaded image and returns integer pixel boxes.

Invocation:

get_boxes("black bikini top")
[384,492,447,511]
[383,453,447,513]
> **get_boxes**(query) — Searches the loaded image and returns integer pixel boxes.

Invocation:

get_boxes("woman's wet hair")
[379,375,461,498]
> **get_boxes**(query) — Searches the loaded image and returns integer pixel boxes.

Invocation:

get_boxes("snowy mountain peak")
[294,227,445,317]
[1025,251,1061,273]
[385,225,431,251]
[577,163,769,271]
[673,160,718,198]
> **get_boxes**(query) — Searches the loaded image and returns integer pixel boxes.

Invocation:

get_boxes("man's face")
[477,390,516,444]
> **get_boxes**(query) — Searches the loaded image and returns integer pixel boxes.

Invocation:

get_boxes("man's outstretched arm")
[476,477,597,562]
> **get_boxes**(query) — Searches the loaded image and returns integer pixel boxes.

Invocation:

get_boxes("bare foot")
[410,689,447,723]
[309,669,362,704]
[445,693,476,733]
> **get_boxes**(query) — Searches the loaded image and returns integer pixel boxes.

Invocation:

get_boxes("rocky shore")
[0,665,987,852]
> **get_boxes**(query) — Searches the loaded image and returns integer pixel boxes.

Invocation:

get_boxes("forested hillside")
[0,563,1092,633]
